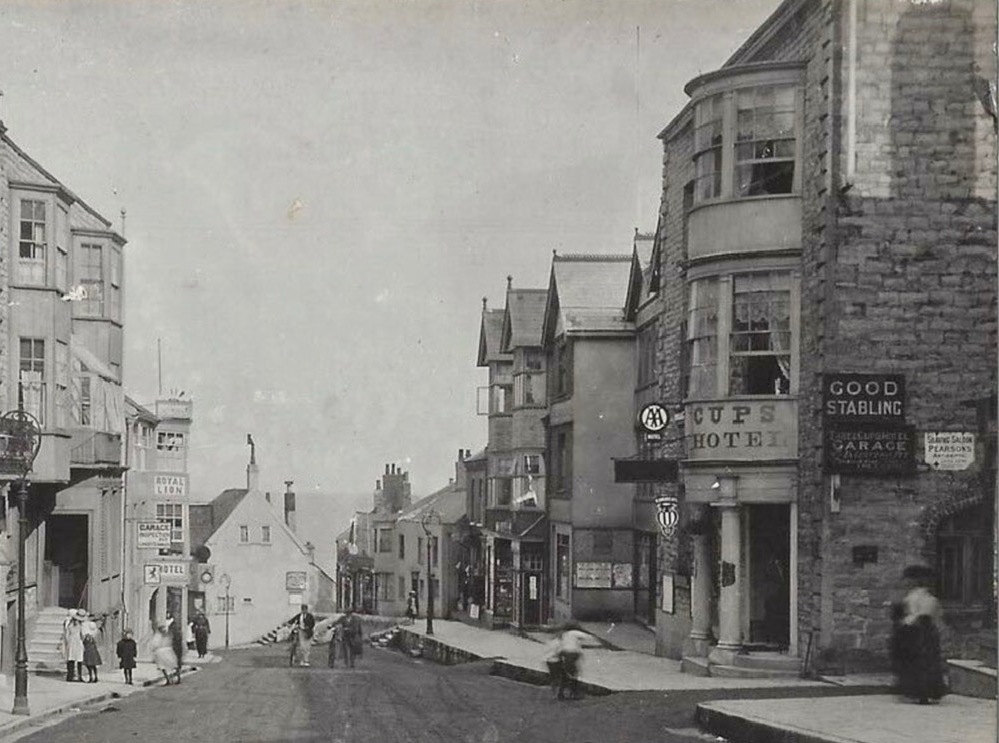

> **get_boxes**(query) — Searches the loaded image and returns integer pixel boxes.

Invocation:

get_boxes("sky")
[0,0,780,508]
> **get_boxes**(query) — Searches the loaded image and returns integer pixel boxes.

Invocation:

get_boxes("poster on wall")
[575,561,612,588]
[612,564,633,588]
[661,573,674,614]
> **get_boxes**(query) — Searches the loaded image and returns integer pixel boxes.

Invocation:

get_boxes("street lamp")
[219,573,231,649]
[421,508,441,636]
[0,408,42,716]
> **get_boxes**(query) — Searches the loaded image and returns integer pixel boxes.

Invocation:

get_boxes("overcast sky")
[1,0,779,502]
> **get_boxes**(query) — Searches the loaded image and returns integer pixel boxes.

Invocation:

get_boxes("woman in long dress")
[61,609,86,682]
[891,565,946,704]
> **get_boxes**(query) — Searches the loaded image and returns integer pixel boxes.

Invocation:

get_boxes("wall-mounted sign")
[685,399,797,460]
[144,561,188,585]
[575,561,612,589]
[924,432,975,471]
[655,494,679,538]
[661,573,674,614]
[638,403,670,441]
[822,374,905,422]
[154,474,187,496]
[612,564,633,588]
[136,521,172,549]
[285,571,307,591]
[614,459,678,483]
[824,424,916,475]
[852,545,879,565]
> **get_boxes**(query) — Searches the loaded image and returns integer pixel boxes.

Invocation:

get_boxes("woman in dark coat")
[890,565,946,704]
[116,629,137,685]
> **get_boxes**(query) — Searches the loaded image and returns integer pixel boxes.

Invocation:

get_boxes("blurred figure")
[548,623,589,701]
[152,625,179,685]
[328,623,343,668]
[890,565,946,704]
[168,616,185,683]
[332,607,362,668]
[405,591,417,625]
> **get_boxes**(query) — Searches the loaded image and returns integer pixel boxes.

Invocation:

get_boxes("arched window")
[937,501,993,607]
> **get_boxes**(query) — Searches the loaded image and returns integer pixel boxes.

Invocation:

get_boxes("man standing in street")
[334,607,362,669]
[293,604,316,667]
[192,611,211,658]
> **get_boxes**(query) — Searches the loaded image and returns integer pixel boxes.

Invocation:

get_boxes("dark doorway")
[45,514,88,609]
[747,504,790,649]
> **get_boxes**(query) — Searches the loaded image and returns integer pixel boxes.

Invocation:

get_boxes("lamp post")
[0,409,42,716]
[421,509,441,636]
[219,573,231,650]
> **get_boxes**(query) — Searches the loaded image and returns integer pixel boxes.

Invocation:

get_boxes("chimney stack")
[284,480,296,532]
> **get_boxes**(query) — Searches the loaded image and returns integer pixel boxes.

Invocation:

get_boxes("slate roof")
[477,308,509,366]
[190,488,249,547]
[543,254,633,341]
[501,288,547,352]
[396,483,466,525]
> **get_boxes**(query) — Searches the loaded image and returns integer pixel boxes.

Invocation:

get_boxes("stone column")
[685,510,712,657]
[708,480,742,666]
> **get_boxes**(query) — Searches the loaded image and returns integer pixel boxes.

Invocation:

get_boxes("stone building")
[651,0,997,676]
[0,119,127,672]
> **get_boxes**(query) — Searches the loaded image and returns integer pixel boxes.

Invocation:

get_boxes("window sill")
[688,192,799,217]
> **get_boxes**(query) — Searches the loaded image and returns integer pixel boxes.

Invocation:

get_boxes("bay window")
[691,79,799,205]
[685,271,797,399]
[735,85,796,197]
[729,273,791,395]
[17,199,47,285]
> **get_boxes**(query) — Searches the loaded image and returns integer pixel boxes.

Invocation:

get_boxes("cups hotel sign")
[685,400,797,460]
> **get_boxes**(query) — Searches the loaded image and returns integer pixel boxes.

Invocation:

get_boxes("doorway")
[44,514,89,609]
[746,504,790,649]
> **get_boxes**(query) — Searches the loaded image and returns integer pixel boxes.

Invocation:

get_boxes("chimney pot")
[376,479,381,490]
[385,464,390,475]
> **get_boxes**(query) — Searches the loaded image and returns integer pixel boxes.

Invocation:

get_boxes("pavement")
[397,619,999,743]
[0,651,217,741]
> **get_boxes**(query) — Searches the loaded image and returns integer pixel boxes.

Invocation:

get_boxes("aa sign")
[638,403,670,433]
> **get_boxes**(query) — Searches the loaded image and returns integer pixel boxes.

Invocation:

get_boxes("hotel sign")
[822,374,905,422]
[154,474,187,496]
[685,399,797,460]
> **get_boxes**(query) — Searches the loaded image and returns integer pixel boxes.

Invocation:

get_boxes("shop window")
[938,502,993,607]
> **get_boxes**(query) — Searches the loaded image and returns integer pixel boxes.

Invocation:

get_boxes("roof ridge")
[554,253,631,262]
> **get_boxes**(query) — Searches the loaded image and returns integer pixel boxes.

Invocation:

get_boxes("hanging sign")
[924,432,975,471]
[638,403,670,442]
[655,494,679,538]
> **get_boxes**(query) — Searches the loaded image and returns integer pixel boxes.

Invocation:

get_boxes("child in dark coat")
[116,629,138,685]
[82,631,102,683]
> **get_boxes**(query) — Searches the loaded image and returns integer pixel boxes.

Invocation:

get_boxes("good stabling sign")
[822,373,914,475]
[822,374,905,421]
